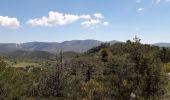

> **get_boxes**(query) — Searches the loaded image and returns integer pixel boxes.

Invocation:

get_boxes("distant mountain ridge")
[153,43,170,47]
[0,40,169,54]
[0,39,119,53]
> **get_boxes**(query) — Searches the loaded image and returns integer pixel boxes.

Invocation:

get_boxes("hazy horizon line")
[0,39,169,44]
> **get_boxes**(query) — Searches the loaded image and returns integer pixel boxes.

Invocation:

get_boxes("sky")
[0,0,170,43]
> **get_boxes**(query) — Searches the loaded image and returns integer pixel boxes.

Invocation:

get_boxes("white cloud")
[79,15,91,20]
[81,19,100,27]
[153,0,170,3]
[137,8,143,12]
[27,11,109,28]
[103,22,109,26]
[27,11,80,26]
[94,13,104,19]
[136,0,142,3]
[0,16,20,29]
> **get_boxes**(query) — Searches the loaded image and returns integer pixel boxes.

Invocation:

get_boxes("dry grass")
[13,62,40,68]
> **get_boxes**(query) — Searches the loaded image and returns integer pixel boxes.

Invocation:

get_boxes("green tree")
[104,42,167,100]
[0,59,7,99]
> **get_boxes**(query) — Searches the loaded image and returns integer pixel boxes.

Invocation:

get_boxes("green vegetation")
[12,62,40,68]
[0,38,170,100]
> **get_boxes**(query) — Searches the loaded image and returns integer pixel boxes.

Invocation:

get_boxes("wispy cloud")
[103,22,109,26]
[153,0,170,4]
[79,15,91,20]
[155,0,161,4]
[81,19,100,27]
[137,8,143,12]
[136,0,170,4]
[27,11,109,28]
[0,16,20,29]
[136,0,142,3]
[93,13,104,19]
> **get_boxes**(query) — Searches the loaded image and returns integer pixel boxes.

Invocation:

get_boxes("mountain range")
[0,40,169,54]
[153,43,170,47]
[0,40,119,53]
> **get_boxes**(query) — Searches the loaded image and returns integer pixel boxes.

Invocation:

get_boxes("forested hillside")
[0,38,170,100]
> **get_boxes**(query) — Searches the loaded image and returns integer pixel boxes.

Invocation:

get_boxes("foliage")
[164,63,170,73]
[0,40,169,100]
[78,79,106,100]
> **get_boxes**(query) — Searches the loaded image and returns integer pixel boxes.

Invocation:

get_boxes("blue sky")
[0,0,170,43]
